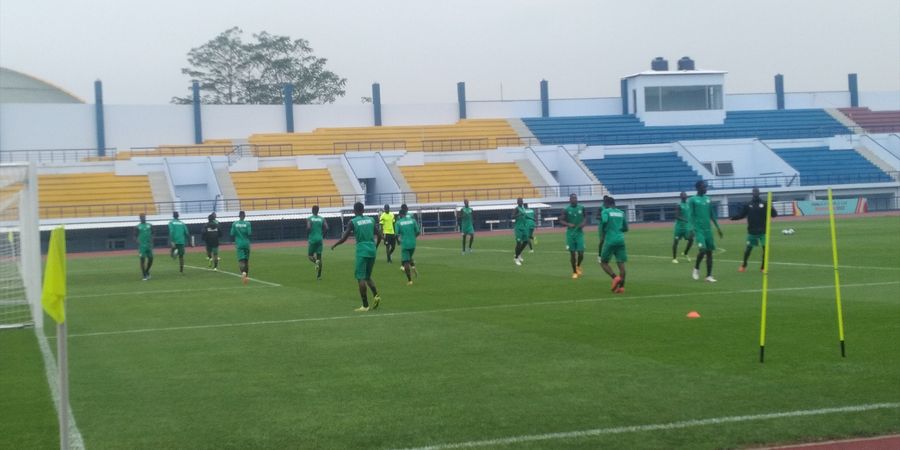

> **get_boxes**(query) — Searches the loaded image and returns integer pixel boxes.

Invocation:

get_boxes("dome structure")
[0,67,84,103]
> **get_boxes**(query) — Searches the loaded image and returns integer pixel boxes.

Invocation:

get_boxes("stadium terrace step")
[399,160,538,202]
[230,167,342,209]
[38,172,156,218]
[772,147,893,185]
[523,109,849,145]
[581,152,702,194]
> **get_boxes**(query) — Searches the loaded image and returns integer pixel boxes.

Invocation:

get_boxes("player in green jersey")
[230,210,252,284]
[202,213,221,270]
[672,191,694,263]
[595,195,607,263]
[332,202,383,312]
[511,198,530,265]
[558,193,586,279]
[459,199,475,254]
[168,211,190,274]
[379,205,396,263]
[395,204,420,285]
[134,213,154,280]
[307,205,329,280]
[689,181,723,282]
[599,196,629,293]
[524,203,536,253]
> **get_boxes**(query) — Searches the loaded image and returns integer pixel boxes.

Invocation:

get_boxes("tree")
[172,27,347,105]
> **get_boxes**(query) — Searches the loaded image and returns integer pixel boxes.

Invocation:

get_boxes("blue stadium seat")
[772,147,893,185]
[522,109,850,145]
[582,152,703,194]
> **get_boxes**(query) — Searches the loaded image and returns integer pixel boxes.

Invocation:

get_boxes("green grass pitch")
[4,215,900,449]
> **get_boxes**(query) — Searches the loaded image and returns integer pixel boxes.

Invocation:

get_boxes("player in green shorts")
[135,213,154,280]
[512,198,530,265]
[672,191,694,263]
[558,193,586,279]
[730,187,778,272]
[307,205,329,280]
[599,196,629,293]
[395,204,420,285]
[332,202,383,312]
[459,199,475,254]
[230,210,252,284]
[524,203,536,253]
[202,213,221,270]
[689,181,723,282]
[168,211,190,274]
[596,195,609,263]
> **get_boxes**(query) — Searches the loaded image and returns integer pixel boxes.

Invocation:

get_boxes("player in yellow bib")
[379,205,397,263]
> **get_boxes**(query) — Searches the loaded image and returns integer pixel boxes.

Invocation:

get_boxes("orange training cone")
[686,311,701,319]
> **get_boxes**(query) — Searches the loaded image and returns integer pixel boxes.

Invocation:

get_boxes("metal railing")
[34,173,900,219]
[0,148,117,163]
[422,138,488,152]
[4,123,880,165]
[251,144,298,158]
[130,145,235,157]
[333,141,406,153]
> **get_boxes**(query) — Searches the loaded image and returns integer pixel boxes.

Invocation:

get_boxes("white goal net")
[0,162,42,329]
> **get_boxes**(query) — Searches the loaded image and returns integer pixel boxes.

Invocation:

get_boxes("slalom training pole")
[759,191,774,363]
[827,188,847,357]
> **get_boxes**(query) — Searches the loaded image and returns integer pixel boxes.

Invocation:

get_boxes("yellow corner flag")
[42,226,67,324]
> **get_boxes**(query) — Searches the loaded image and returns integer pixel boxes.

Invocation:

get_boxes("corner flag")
[42,226,67,324]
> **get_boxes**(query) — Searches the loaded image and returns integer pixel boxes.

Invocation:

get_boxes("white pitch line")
[638,254,900,271]
[61,281,900,339]
[68,284,277,300]
[398,402,900,450]
[417,246,900,271]
[36,332,85,450]
[183,264,282,287]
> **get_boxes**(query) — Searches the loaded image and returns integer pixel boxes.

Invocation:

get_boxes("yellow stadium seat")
[230,167,343,210]
[400,160,538,203]
[38,173,155,218]
[249,119,522,156]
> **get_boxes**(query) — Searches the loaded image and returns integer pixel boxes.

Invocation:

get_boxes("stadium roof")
[621,69,728,79]
[0,67,84,103]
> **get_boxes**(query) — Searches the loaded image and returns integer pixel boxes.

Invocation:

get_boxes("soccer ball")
[782,228,795,235]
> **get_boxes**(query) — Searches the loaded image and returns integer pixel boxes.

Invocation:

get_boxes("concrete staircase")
[507,118,537,145]
[515,158,549,189]
[214,168,238,201]
[387,163,413,193]
[147,171,173,212]
[826,108,859,130]
[325,159,360,206]
[854,145,899,181]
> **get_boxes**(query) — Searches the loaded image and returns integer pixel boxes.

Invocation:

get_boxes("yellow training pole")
[759,191,774,363]
[827,188,847,357]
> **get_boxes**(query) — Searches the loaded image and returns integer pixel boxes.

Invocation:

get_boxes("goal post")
[0,162,42,329]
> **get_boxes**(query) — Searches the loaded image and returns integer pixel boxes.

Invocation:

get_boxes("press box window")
[702,161,734,176]
[645,85,723,111]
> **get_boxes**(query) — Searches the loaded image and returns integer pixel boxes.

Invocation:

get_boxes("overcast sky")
[1,0,898,105]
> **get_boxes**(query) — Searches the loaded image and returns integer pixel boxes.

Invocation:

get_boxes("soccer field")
[5,215,900,449]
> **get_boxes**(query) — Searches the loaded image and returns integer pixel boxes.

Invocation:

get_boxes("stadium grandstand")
[1,61,898,250]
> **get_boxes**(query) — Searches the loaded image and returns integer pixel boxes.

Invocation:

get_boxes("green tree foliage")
[172,27,346,104]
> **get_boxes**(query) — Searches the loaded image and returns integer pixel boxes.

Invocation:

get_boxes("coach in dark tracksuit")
[202,213,222,270]
[731,187,778,272]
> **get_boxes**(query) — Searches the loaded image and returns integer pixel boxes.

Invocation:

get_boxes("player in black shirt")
[730,188,778,272]
[202,213,222,270]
